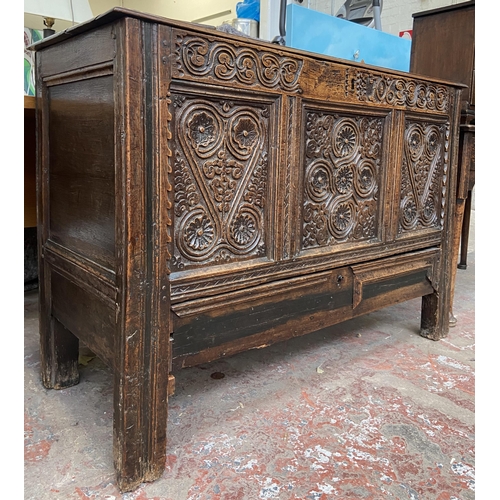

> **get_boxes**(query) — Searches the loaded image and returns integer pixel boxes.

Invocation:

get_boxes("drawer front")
[171,266,354,367]
[171,248,439,368]
[350,248,439,313]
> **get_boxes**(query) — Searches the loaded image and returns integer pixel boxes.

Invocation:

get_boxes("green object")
[24,28,43,96]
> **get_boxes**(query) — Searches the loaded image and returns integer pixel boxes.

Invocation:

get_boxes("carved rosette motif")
[302,112,383,248]
[173,32,303,93]
[347,70,450,112]
[172,97,269,269]
[398,121,447,234]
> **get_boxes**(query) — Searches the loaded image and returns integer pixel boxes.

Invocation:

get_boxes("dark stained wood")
[41,317,80,389]
[458,122,475,270]
[173,269,353,359]
[351,249,439,307]
[173,251,438,370]
[33,7,465,492]
[459,190,473,269]
[111,18,173,491]
[24,103,37,228]
[410,1,474,110]
[48,76,115,269]
[420,292,441,340]
[50,270,115,368]
[113,17,157,491]
[449,123,475,324]
[37,24,115,78]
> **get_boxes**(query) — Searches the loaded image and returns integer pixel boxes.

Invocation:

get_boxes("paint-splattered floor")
[24,228,475,500]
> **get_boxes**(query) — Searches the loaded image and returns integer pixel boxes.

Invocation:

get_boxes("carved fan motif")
[302,113,383,248]
[173,98,269,269]
[399,121,447,234]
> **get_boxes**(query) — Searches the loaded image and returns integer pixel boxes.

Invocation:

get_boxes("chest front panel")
[171,91,278,271]
[398,118,448,238]
[300,108,387,252]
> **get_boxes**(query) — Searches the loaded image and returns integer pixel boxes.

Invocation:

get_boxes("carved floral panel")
[302,111,384,249]
[172,96,270,270]
[398,120,448,235]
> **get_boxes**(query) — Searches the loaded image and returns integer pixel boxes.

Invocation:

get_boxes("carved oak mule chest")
[33,8,465,492]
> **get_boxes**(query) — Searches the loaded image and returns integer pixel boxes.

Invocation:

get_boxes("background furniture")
[24,96,37,227]
[409,0,475,323]
[25,95,38,291]
[410,1,474,113]
[458,117,475,270]
[33,8,464,492]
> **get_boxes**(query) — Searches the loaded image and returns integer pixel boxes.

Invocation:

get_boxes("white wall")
[24,0,236,32]
[110,0,236,25]
[24,0,468,39]
[365,0,467,36]
[292,0,467,36]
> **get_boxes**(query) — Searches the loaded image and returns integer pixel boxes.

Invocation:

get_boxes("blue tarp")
[286,4,411,72]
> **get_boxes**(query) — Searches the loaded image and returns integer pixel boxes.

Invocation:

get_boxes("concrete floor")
[24,212,475,500]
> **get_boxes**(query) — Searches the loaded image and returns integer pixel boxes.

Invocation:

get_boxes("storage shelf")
[24,95,36,109]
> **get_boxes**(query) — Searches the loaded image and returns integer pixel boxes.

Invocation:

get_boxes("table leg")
[448,195,466,327]
[458,191,472,270]
[421,291,450,340]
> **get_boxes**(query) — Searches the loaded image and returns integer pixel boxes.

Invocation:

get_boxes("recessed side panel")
[50,269,115,369]
[48,76,115,269]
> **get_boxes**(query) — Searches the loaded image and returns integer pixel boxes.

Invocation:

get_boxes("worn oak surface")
[33,7,465,492]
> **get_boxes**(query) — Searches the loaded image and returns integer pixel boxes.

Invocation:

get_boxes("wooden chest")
[32,8,465,492]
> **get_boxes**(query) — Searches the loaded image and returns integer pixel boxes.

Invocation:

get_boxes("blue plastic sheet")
[286,4,411,72]
[236,0,260,21]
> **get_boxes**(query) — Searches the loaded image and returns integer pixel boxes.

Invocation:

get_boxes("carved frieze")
[302,112,384,249]
[398,120,448,234]
[347,69,450,112]
[172,96,270,270]
[173,31,303,93]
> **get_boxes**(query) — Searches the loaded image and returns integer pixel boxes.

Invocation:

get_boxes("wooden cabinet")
[32,8,465,492]
[25,96,39,290]
[24,96,37,228]
[410,0,474,113]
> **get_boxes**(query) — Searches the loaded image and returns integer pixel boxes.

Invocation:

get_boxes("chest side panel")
[47,76,115,268]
